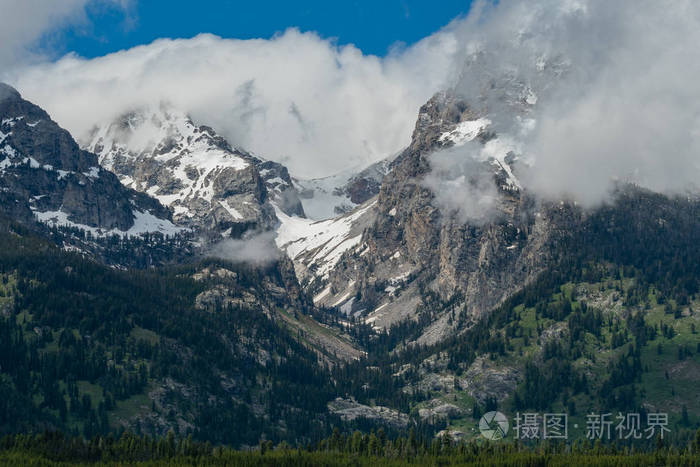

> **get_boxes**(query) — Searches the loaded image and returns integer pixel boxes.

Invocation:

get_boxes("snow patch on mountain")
[436,115,529,193]
[34,208,185,237]
[275,199,376,282]
[218,200,244,220]
[438,118,491,146]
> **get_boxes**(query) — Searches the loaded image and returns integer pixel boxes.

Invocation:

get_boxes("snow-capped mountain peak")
[85,105,281,237]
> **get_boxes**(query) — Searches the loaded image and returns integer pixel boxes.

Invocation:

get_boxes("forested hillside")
[3,187,700,449]
[0,216,352,447]
[322,188,700,444]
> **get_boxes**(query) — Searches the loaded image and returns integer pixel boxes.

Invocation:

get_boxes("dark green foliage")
[2,431,700,466]
[0,220,340,447]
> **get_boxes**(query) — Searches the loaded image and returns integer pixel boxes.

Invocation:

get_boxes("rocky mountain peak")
[296,87,552,345]
[410,92,476,154]
[278,53,603,345]
[85,105,304,238]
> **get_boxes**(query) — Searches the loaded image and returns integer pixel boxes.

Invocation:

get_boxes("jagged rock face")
[257,160,305,217]
[338,159,394,206]
[373,91,534,302]
[85,107,304,238]
[0,84,174,234]
[316,91,573,345]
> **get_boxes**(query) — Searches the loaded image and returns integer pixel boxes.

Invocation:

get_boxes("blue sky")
[58,0,473,58]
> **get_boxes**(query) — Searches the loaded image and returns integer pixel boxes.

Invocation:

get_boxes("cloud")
[0,0,131,68]
[423,141,503,225]
[7,0,699,207]
[429,0,700,209]
[208,231,280,265]
[5,28,458,178]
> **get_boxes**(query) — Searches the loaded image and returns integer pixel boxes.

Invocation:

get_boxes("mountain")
[2,74,700,449]
[0,87,365,445]
[290,51,579,343]
[287,91,543,340]
[0,84,179,237]
[273,76,700,441]
[85,106,304,239]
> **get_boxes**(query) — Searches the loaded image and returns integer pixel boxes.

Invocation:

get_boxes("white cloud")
[0,0,131,68]
[7,0,699,206]
[423,142,502,224]
[5,28,458,178]
[208,231,280,265]
[426,0,700,214]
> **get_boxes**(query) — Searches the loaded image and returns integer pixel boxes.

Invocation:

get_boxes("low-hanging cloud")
[5,27,459,178]
[423,141,503,225]
[208,231,280,265]
[427,0,700,215]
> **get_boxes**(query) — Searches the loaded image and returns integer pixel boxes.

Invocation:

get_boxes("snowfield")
[34,209,186,238]
[438,118,491,146]
[275,200,376,280]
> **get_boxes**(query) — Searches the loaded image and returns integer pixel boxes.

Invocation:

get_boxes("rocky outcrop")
[328,398,410,429]
[257,159,305,217]
[337,158,394,206]
[0,83,176,234]
[418,403,463,421]
[460,356,521,405]
[191,258,309,315]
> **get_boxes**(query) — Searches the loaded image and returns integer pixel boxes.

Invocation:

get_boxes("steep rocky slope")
[283,51,577,345]
[299,89,571,345]
[275,198,377,298]
[0,84,178,236]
